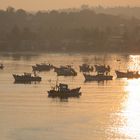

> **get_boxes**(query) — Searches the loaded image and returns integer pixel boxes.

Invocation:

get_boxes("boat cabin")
[58,83,68,91]
[24,73,31,77]
[82,64,89,67]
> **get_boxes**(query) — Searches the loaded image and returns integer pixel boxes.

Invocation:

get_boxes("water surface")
[0,53,140,140]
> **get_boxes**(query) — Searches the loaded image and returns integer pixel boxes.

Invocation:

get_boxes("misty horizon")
[1,5,140,12]
[0,0,140,11]
[1,5,140,14]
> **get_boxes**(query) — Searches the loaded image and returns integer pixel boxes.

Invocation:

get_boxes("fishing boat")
[115,70,140,78]
[79,64,93,72]
[84,64,113,81]
[54,65,77,76]
[94,65,110,73]
[84,73,113,81]
[48,83,81,98]
[13,72,42,83]
[32,63,53,72]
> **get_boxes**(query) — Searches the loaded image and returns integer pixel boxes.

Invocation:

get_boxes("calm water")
[0,52,140,140]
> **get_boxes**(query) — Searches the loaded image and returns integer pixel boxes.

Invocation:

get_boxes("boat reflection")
[49,96,82,102]
[50,98,69,102]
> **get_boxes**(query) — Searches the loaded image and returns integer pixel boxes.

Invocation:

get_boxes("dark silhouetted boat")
[0,64,4,69]
[84,64,113,81]
[54,65,77,76]
[115,70,140,78]
[94,65,110,74]
[79,64,93,72]
[84,73,113,81]
[13,72,42,83]
[48,83,81,98]
[32,63,53,72]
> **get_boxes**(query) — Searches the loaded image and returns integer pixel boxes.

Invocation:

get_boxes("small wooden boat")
[94,65,110,73]
[48,83,81,98]
[84,73,113,81]
[32,63,53,72]
[13,72,41,83]
[115,70,140,78]
[84,64,112,81]
[79,64,93,72]
[54,65,77,76]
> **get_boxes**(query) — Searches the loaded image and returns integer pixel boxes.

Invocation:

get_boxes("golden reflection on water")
[120,55,140,139]
[109,55,140,139]
[128,55,140,71]
[122,79,140,139]
[1,53,140,140]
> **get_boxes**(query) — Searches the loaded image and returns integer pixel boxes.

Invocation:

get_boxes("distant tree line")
[94,6,140,19]
[0,6,140,52]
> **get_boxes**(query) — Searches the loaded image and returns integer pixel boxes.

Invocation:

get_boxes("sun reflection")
[122,79,140,139]
[128,55,140,71]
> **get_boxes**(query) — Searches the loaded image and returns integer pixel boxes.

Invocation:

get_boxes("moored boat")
[84,73,113,81]
[94,65,110,74]
[79,64,93,72]
[115,70,140,78]
[54,65,77,76]
[13,72,42,83]
[32,63,53,72]
[48,83,81,98]
[84,64,113,81]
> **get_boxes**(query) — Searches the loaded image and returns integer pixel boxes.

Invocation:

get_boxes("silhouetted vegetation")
[0,6,140,53]
[94,6,140,19]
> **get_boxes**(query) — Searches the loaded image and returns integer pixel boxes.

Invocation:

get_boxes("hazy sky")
[0,0,140,11]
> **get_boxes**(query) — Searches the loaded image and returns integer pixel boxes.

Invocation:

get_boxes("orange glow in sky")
[0,0,140,11]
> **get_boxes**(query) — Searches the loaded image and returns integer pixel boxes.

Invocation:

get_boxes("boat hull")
[32,65,53,72]
[84,74,113,81]
[54,68,77,76]
[13,74,42,83]
[56,71,77,76]
[48,87,81,98]
[115,70,140,78]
